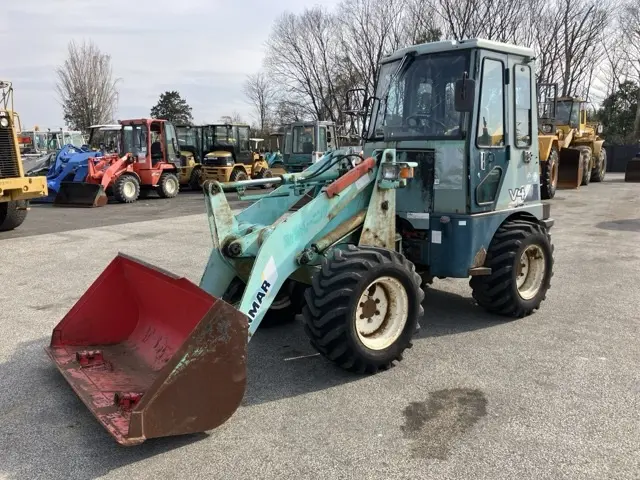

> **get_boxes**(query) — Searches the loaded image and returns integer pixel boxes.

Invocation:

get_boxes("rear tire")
[590,147,606,182]
[540,146,558,200]
[470,218,554,318]
[579,146,592,186]
[113,174,140,203]
[302,245,424,374]
[0,200,28,232]
[158,172,180,198]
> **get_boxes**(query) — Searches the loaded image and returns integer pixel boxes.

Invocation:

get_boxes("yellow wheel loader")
[200,124,275,188]
[536,85,607,194]
[0,81,47,232]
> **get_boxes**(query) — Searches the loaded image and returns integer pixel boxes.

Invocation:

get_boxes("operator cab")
[201,124,252,166]
[120,119,181,166]
[364,39,539,218]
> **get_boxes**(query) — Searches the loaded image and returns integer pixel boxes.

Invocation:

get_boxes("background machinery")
[46,38,555,446]
[54,118,182,206]
[199,123,273,185]
[536,86,606,194]
[0,80,48,231]
[175,124,204,190]
[276,120,338,173]
[625,152,640,182]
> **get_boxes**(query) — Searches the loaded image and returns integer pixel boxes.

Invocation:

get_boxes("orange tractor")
[55,118,182,206]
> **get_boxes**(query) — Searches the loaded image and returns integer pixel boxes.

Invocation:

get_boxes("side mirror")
[454,78,476,112]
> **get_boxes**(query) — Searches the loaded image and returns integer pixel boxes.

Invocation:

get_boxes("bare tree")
[55,40,120,132]
[618,0,640,140]
[265,7,343,122]
[243,71,276,132]
[219,112,244,124]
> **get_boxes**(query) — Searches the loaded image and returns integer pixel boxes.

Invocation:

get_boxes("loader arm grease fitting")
[45,38,555,446]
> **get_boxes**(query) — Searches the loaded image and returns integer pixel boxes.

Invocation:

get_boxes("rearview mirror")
[454,77,476,112]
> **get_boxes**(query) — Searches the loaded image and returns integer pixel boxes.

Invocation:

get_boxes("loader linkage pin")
[75,350,105,367]
[114,392,144,410]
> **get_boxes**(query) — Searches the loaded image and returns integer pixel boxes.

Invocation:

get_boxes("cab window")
[476,58,505,147]
[238,126,250,152]
[514,64,532,148]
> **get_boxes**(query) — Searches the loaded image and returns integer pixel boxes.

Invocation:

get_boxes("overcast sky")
[1,0,340,130]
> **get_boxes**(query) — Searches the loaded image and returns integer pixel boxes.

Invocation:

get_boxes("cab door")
[507,55,539,205]
[236,125,251,164]
[469,53,509,214]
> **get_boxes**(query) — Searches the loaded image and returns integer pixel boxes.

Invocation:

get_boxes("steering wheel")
[406,113,448,131]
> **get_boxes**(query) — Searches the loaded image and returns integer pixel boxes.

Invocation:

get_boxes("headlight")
[541,124,552,134]
[0,117,9,128]
[226,158,234,165]
[381,162,414,180]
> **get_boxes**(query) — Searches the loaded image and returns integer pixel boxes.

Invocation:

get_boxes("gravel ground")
[0,173,639,480]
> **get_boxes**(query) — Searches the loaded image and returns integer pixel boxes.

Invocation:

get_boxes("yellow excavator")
[0,80,47,231]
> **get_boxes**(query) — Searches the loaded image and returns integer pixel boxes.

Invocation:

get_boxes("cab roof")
[381,38,535,64]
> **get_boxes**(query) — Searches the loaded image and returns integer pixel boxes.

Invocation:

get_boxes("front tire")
[222,277,306,328]
[0,200,28,232]
[188,167,203,190]
[257,168,275,189]
[158,172,180,198]
[302,245,424,374]
[470,219,554,318]
[113,173,140,203]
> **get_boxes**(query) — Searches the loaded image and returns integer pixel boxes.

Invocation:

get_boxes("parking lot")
[1,173,639,480]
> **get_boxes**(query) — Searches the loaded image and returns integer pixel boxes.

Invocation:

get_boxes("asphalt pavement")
[0,189,253,240]
[0,173,639,480]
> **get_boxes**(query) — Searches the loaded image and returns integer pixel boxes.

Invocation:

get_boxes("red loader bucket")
[44,253,248,446]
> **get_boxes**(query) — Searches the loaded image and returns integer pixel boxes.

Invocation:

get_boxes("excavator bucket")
[557,148,583,189]
[53,181,108,207]
[624,158,640,182]
[44,253,248,446]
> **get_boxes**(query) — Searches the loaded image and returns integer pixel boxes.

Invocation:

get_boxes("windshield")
[367,52,470,140]
[203,125,234,151]
[123,124,148,155]
[292,125,315,154]
[177,127,199,148]
[90,129,121,152]
[556,101,580,126]
[61,132,85,147]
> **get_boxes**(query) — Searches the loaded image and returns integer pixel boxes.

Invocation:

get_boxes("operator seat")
[151,141,163,165]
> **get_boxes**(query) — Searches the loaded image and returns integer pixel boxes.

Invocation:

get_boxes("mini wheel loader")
[54,118,183,206]
[0,80,48,231]
[46,38,555,446]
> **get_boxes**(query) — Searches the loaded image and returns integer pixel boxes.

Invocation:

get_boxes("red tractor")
[55,118,182,206]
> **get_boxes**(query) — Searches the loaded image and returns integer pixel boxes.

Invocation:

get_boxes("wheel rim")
[516,245,546,300]
[165,177,178,195]
[123,181,136,199]
[355,276,409,351]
